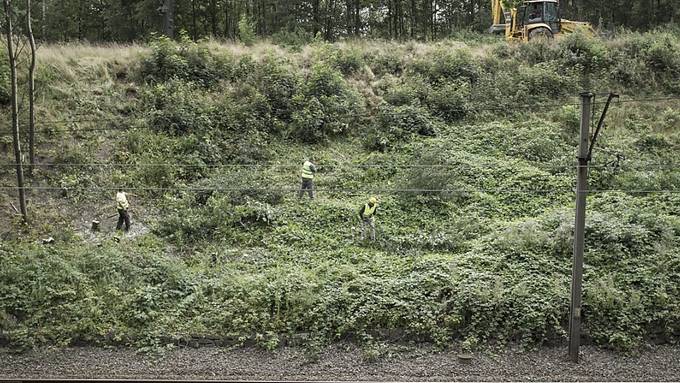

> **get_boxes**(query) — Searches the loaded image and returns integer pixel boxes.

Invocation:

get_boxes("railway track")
[2,380,405,383]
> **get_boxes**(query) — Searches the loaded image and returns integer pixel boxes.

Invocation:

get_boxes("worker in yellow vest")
[358,197,378,241]
[298,158,317,199]
[115,188,131,232]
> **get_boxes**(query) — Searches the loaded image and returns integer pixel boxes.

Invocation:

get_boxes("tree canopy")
[6,0,680,43]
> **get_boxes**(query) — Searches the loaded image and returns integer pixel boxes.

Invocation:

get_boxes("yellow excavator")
[490,0,594,41]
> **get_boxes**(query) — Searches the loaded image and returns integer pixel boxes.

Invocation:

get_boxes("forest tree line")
[3,0,680,43]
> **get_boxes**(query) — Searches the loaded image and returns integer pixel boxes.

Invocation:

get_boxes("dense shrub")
[5,206,676,351]
[401,135,571,217]
[156,169,285,244]
[410,48,481,85]
[238,16,257,46]
[144,81,214,135]
[289,63,363,143]
[272,27,313,50]
[383,80,422,107]
[227,84,275,131]
[254,56,301,122]
[581,196,680,347]
[139,35,233,87]
[381,75,430,107]
[425,81,471,122]
[365,104,436,152]
[332,47,365,75]
[365,49,404,76]
[313,43,365,75]
[158,194,280,244]
[555,32,608,73]
[638,34,680,72]
[514,38,557,65]
[515,62,577,100]
[607,32,680,92]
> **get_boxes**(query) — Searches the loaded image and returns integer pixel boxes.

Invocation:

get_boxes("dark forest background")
[5,0,680,42]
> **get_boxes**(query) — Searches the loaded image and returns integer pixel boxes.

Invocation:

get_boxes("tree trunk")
[3,0,29,223]
[312,0,320,36]
[430,0,436,40]
[224,0,231,38]
[324,0,336,40]
[354,0,360,35]
[397,0,404,38]
[387,0,393,38]
[345,0,352,36]
[163,0,175,38]
[210,0,217,36]
[27,0,37,178]
[41,0,45,39]
[410,0,416,38]
[191,0,198,39]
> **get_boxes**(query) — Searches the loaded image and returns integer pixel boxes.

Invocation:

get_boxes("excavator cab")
[517,1,560,37]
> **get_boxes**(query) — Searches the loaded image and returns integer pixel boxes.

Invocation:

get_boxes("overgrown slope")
[1,32,679,351]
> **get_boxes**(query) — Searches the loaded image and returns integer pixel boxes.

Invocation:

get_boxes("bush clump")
[425,81,471,122]
[158,194,280,244]
[145,80,214,135]
[607,32,680,92]
[254,56,301,122]
[139,34,233,87]
[555,32,608,74]
[238,16,257,46]
[290,63,363,143]
[272,27,313,51]
[365,104,436,152]
[410,48,481,85]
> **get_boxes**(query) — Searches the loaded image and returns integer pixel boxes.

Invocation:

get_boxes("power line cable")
[0,186,574,193]
[0,161,678,171]
[1,186,678,194]
[2,94,679,137]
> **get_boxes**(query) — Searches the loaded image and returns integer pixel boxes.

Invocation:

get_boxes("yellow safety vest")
[116,192,129,210]
[301,161,314,179]
[363,203,377,218]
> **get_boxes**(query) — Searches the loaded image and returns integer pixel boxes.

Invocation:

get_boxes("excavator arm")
[492,0,503,25]
[489,0,509,33]
[560,19,596,36]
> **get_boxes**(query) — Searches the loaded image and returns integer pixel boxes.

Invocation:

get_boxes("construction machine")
[490,0,594,41]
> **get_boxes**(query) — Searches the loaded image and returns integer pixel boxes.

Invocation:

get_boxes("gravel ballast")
[1,345,679,381]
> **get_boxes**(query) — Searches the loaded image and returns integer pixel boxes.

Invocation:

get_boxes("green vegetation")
[0,31,679,353]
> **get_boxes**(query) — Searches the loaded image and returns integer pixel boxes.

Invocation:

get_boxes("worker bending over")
[298,158,317,199]
[359,197,378,241]
[116,188,131,232]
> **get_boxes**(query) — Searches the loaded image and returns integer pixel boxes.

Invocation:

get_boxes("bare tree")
[27,0,37,177]
[3,0,28,222]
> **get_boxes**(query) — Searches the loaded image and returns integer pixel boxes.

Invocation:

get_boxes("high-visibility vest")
[363,203,377,218]
[116,192,129,210]
[301,161,314,179]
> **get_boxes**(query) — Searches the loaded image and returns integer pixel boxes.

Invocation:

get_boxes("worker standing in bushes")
[298,158,317,199]
[115,188,131,232]
[359,197,378,241]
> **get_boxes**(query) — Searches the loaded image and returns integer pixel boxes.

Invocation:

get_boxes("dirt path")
[1,344,679,381]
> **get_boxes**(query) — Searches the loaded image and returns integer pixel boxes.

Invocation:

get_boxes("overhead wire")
[0,185,678,194]
[0,161,678,171]
[0,95,678,197]
[1,94,679,137]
